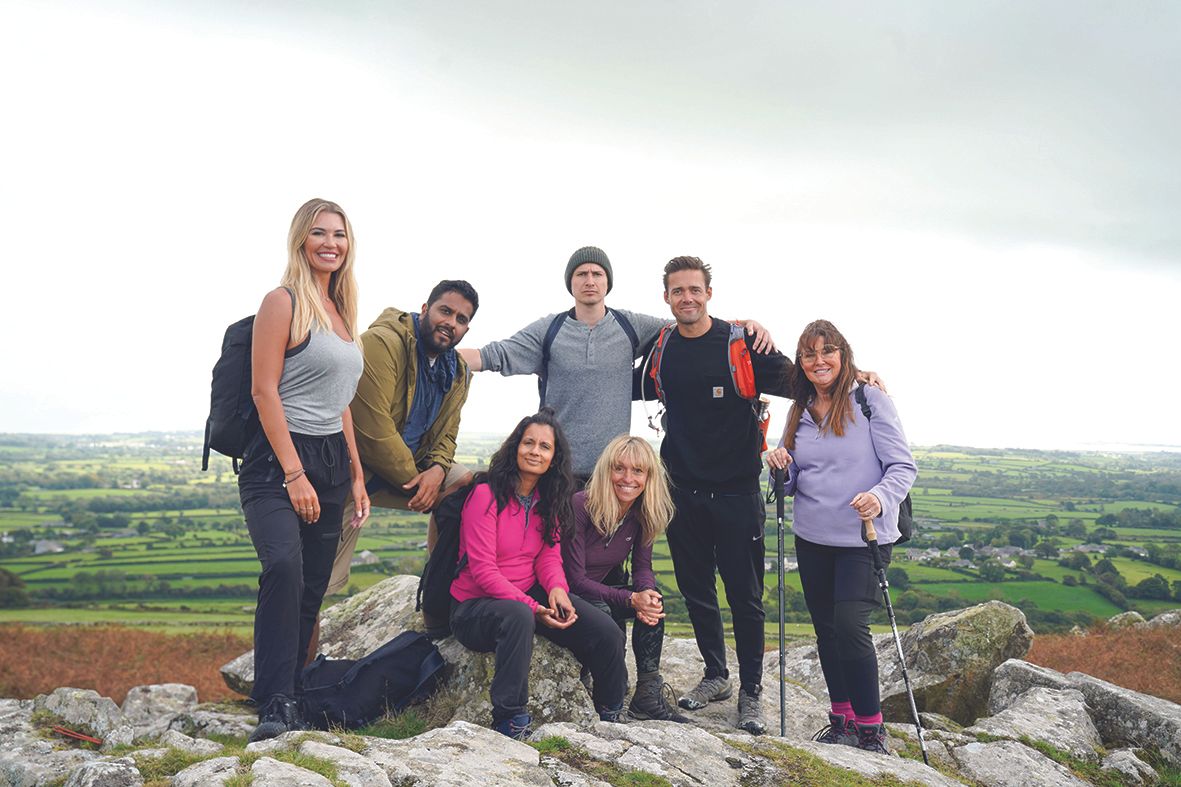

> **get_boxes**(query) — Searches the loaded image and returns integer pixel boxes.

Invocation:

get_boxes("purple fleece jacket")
[561,490,657,608]
[782,385,916,548]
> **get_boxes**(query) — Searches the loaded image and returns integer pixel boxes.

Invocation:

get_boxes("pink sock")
[831,701,854,721]
[854,712,883,726]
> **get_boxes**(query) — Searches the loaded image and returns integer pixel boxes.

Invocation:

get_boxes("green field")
[2,434,1179,635]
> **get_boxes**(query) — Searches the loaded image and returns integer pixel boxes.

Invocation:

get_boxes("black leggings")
[239,430,350,704]
[587,592,664,676]
[795,535,892,717]
[450,586,626,722]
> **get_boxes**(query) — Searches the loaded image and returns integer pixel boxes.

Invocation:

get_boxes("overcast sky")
[3,0,1179,451]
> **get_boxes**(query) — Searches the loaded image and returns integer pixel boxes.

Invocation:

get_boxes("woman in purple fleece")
[562,435,689,723]
[767,320,916,754]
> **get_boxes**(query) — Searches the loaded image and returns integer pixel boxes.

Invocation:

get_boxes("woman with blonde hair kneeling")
[563,435,689,723]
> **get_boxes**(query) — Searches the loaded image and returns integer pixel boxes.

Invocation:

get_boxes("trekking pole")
[861,516,929,766]
[773,467,787,737]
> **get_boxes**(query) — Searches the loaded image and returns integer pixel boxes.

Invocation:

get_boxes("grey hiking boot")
[629,673,691,723]
[812,713,857,745]
[678,675,733,710]
[854,721,891,754]
[736,684,766,735]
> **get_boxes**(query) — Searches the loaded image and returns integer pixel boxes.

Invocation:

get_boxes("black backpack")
[300,631,445,730]
[538,308,638,407]
[415,481,478,638]
[202,289,293,473]
[853,383,914,544]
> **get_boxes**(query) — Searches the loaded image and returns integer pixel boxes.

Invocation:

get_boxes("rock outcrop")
[4,578,1179,786]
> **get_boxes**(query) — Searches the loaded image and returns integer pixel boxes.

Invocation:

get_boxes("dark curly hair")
[475,408,573,546]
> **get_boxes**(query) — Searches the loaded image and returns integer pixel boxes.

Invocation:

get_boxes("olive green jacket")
[350,307,470,488]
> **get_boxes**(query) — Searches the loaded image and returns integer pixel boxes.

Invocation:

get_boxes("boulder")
[171,756,241,787]
[0,739,101,787]
[157,729,223,755]
[1067,671,1181,767]
[121,683,198,740]
[1146,609,1181,629]
[62,758,143,787]
[917,711,962,732]
[362,720,553,786]
[34,687,123,738]
[221,575,422,696]
[965,687,1102,762]
[0,698,37,747]
[99,724,135,751]
[951,740,1090,786]
[539,755,613,787]
[1106,611,1147,628]
[1100,749,1159,785]
[299,740,394,787]
[780,602,1033,726]
[987,659,1072,715]
[739,737,965,787]
[251,755,333,786]
[535,720,758,787]
[436,636,597,727]
[168,707,256,739]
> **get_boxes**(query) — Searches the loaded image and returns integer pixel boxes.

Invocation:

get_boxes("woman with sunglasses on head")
[449,408,627,740]
[239,199,370,742]
[766,320,915,754]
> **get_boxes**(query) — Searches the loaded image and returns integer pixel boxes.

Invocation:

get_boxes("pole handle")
[861,516,878,544]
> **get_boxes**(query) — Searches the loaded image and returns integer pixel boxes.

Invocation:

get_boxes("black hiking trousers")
[450,585,626,722]
[795,534,893,717]
[239,430,350,705]
[666,487,767,689]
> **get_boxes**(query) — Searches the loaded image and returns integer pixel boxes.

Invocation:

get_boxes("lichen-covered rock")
[362,720,552,786]
[171,756,240,786]
[966,687,1102,762]
[99,724,135,751]
[987,659,1073,715]
[251,755,333,786]
[1100,748,1159,785]
[535,720,756,787]
[781,602,1033,726]
[1147,609,1181,629]
[63,758,143,787]
[157,729,223,755]
[1067,671,1181,767]
[244,729,342,754]
[917,711,962,732]
[121,683,198,740]
[1107,611,1147,628]
[740,737,965,787]
[539,755,613,787]
[221,575,421,696]
[0,739,101,787]
[299,740,393,787]
[168,707,255,739]
[34,687,123,738]
[885,601,1033,724]
[437,636,597,727]
[952,739,1090,786]
[0,698,37,748]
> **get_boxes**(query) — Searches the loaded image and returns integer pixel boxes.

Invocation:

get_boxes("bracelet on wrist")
[282,468,306,488]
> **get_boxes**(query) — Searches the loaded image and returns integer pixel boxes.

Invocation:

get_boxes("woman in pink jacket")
[449,408,627,739]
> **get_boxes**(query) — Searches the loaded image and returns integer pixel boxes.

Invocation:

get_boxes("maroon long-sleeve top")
[562,490,657,608]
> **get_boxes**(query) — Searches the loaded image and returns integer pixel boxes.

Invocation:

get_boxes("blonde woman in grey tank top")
[238,199,369,743]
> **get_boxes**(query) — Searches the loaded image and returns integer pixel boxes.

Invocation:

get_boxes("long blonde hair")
[584,436,674,548]
[281,198,359,343]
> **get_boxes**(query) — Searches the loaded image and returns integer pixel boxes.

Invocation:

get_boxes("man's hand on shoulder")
[404,464,447,511]
[856,370,888,394]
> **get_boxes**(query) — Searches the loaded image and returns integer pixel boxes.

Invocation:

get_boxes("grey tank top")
[279,329,364,436]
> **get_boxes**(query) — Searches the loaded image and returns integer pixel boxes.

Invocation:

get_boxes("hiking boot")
[629,673,690,723]
[597,702,628,723]
[493,713,533,740]
[854,721,891,755]
[736,684,766,735]
[249,695,297,743]
[678,675,733,710]
[812,713,857,746]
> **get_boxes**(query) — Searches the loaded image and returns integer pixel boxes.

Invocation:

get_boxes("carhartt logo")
[712,386,724,398]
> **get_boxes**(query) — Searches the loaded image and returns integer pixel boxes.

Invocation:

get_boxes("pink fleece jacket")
[449,483,569,611]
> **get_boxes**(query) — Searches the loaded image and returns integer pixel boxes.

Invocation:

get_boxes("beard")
[419,312,454,355]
